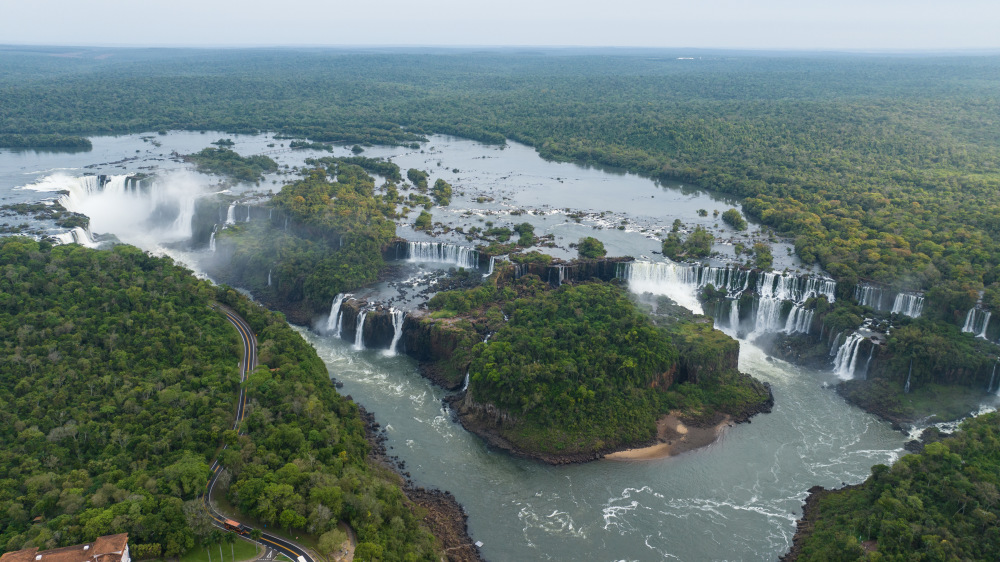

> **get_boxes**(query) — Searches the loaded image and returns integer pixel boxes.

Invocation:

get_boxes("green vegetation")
[662,226,714,260]
[428,272,770,456]
[289,140,332,151]
[305,156,402,183]
[215,166,396,317]
[430,178,452,206]
[183,147,278,183]
[576,236,606,259]
[791,413,1000,561]
[0,134,91,150]
[414,210,432,230]
[0,237,439,559]
[751,242,773,270]
[406,169,429,191]
[721,209,747,231]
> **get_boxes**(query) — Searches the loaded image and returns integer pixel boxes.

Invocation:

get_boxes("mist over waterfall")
[891,293,924,318]
[405,241,479,269]
[24,172,213,246]
[617,261,705,313]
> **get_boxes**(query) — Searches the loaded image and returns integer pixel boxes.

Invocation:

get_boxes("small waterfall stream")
[326,293,348,337]
[354,309,369,351]
[385,308,406,356]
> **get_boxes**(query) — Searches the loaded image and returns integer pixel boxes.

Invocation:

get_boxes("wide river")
[1,132,906,560]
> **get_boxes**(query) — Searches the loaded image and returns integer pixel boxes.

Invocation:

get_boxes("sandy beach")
[605,413,732,461]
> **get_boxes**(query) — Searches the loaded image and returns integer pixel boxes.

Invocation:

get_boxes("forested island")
[0,237,458,560]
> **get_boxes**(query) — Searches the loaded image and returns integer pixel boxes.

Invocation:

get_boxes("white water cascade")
[783,305,814,335]
[616,261,705,313]
[962,307,991,339]
[326,294,348,337]
[225,204,236,225]
[892,293,924,318]
[354,309,369,351]
[833,332,866,379]
[384,308,406,356]
[854,284,886,310]
[54,226,99,248]
[904,360,913,394]
[988,362,997,394]
[406,241,479,269]
[267,268,272,287]
[728,299,740,331]
[461,372,470,392]
[209,225,218,252]
[245,205,251,222]
[25,172,207,245]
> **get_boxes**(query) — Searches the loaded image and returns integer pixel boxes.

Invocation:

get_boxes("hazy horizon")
[4,0,999,51]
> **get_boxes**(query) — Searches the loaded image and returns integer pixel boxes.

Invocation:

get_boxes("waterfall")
[549,265,566,286]
[54,226,99,247]
[225,204,236,225]
[833,332,865,379]
[830,330,845,356]
[209,225,218,252]
[353,309,369,351]
[904,360,912,394]
[461,372,470,392]
[989,362,997,393]
[384,308,405,356]
[326,294,348,337]
[267,269,272,287]
[892,293,924,318]
[962,307,991,338]
[783,304,813,335]
[854,284,885,310]
[728,299,740,331]
[617,261,704,313]
[406,241,479,269]
[246,205,251,222]
[863,345,875,380]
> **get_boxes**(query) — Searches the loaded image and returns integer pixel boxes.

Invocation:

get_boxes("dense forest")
[787,413,1000,561]
[182,147,278,183]
[427,270,771,457]
[0,238,439,560]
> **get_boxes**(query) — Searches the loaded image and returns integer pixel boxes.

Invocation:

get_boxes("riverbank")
[605,413,733,461]
[359,407,483,561]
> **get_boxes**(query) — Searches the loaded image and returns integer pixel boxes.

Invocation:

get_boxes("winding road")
[202,305,317,562]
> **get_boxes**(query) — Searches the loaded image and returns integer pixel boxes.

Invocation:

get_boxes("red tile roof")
[0,534,128,562]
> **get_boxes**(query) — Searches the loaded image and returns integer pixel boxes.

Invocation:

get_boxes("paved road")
[202,306,316,562]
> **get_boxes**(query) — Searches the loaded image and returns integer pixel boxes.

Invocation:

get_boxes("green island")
[183,148,278,183]
[784,413,1000,561]
[0,237,442,560]
[419,266,772,462]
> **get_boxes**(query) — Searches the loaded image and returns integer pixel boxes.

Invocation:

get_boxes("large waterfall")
[326,293,349,337]
[962,307,992,339]
[618,261,835,338]
[225,203,236,225]
[405,241,479,269]
[891,293,924,318]
[384,308,406,356]
[25,172,208,244]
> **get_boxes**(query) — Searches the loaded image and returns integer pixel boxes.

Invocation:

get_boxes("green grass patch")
[180,538,260,562]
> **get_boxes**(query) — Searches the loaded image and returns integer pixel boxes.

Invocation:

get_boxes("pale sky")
[2,0,999,50]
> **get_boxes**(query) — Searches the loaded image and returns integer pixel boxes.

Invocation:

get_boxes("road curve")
[202,305,316,562]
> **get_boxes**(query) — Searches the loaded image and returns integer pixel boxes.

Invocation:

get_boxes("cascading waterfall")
[267,269,272,287]
[54,226,98,247]
[728,299,740,331]
[484,255,503,277]
[209,225,218,252]
[225,204,236,225]
[616,261,705,313]
[384,308,405,356]
[833,332,866,379]
[406,241,479,269]
[904,360,913,394]
[353,309,369,351]
[863,345,875,380]
[988,362,997,394]
[326,294,348,337]
[461,372,470,392]
[962,308,992,338]
[783,304,813,335]
[854,284,886,310]
[246,205,251,222]
[892,293,924,318]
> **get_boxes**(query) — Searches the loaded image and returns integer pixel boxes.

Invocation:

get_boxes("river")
[1,132,906,560]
